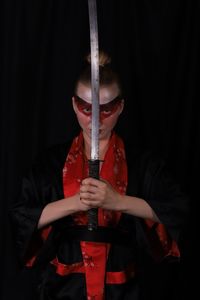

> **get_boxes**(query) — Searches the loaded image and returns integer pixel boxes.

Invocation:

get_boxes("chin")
[99,131,111,141]
[85,129,110,141]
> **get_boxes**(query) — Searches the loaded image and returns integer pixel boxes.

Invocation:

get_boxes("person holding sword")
[10,51,188,300]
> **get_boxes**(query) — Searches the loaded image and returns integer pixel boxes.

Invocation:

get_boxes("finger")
[99,177,108,184]
[80,185,98,194]
[80,199,99,208]
[82,177,101,187]
[80,192,96,200]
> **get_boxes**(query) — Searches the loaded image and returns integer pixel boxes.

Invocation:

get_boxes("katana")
[87,0,99,231]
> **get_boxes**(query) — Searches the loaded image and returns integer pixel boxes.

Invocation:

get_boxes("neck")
[83,133,111,160]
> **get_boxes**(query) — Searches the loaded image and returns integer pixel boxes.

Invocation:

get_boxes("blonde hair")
[86,50,111,67]
[75,50,122,95]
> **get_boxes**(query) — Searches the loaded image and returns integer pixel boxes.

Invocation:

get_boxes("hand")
[79,177,122,210]
[72,192,91,212]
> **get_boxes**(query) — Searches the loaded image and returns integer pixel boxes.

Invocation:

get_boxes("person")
[10,51,188,300]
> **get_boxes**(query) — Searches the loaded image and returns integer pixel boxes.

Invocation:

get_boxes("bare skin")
[38,82,160,229]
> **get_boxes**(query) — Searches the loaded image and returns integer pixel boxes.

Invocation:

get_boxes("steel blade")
[88,0,99,160]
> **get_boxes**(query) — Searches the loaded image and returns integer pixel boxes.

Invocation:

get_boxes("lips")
[89,129,103,133]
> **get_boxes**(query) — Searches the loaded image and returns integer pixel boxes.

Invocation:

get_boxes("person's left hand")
[79,177,122,210]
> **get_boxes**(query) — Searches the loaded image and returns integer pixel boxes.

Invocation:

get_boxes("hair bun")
[86,50,111,67]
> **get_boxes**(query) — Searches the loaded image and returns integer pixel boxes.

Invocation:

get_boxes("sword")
[87,0,99,231]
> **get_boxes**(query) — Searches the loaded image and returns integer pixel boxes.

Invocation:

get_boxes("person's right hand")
[73,192,91,212]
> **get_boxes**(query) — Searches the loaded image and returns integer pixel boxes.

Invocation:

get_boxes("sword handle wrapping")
[87,159,100,231]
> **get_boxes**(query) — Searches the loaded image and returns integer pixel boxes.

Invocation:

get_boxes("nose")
[88,113,104,122]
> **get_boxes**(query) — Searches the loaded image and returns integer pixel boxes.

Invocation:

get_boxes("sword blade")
[88,0,99,160]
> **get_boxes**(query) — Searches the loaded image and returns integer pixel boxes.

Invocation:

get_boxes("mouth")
[89,129,103,133]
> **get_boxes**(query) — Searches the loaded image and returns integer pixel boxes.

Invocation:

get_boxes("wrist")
[115,193,127,212]
[70,194,82,213]
[116,195,133,213]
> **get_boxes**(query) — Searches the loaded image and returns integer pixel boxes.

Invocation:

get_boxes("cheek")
[102,114,119,129]
[76,112,90,127]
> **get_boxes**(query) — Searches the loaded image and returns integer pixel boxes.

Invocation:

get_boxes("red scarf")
[63,131,127,300]
[63,131,127,227]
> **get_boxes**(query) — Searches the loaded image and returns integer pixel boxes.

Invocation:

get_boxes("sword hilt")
[87,159,100,230]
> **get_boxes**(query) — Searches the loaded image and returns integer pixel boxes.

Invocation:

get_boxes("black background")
[0,0,199,299]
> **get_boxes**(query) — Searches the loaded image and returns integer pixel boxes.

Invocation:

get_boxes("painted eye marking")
[74,95,122,119]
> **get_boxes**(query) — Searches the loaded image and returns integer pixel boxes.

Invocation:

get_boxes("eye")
[102,109,112,114]
[83,107,91,112]
[101,104,112,114]
[82,106,92,114]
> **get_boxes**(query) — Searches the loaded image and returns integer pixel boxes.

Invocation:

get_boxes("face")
[72,82,124,142]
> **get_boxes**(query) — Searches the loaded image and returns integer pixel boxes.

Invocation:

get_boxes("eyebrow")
[74,95,122,106]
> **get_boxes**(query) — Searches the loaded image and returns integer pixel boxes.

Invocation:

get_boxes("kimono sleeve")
[9,153,63,265]
[143,156,189,242]
[139,155,189,261]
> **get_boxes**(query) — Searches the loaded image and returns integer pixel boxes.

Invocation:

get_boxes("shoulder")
[27,140,73,177]
[123,139,165,175]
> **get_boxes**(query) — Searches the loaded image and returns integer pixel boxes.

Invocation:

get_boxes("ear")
[72,96,77,113]
[118,99,124,115]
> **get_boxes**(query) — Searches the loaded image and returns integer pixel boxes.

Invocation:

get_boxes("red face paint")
[74,95,122,120]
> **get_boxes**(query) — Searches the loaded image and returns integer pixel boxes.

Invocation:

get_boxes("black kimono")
[10,135,188,300]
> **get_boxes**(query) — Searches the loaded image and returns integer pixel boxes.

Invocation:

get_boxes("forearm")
[37,195,79,229]
[118,195,160,223]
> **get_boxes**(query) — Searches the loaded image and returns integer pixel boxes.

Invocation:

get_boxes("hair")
[74,50,122,95]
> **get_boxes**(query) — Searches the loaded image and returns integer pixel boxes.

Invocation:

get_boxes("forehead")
[76,82,120,104]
